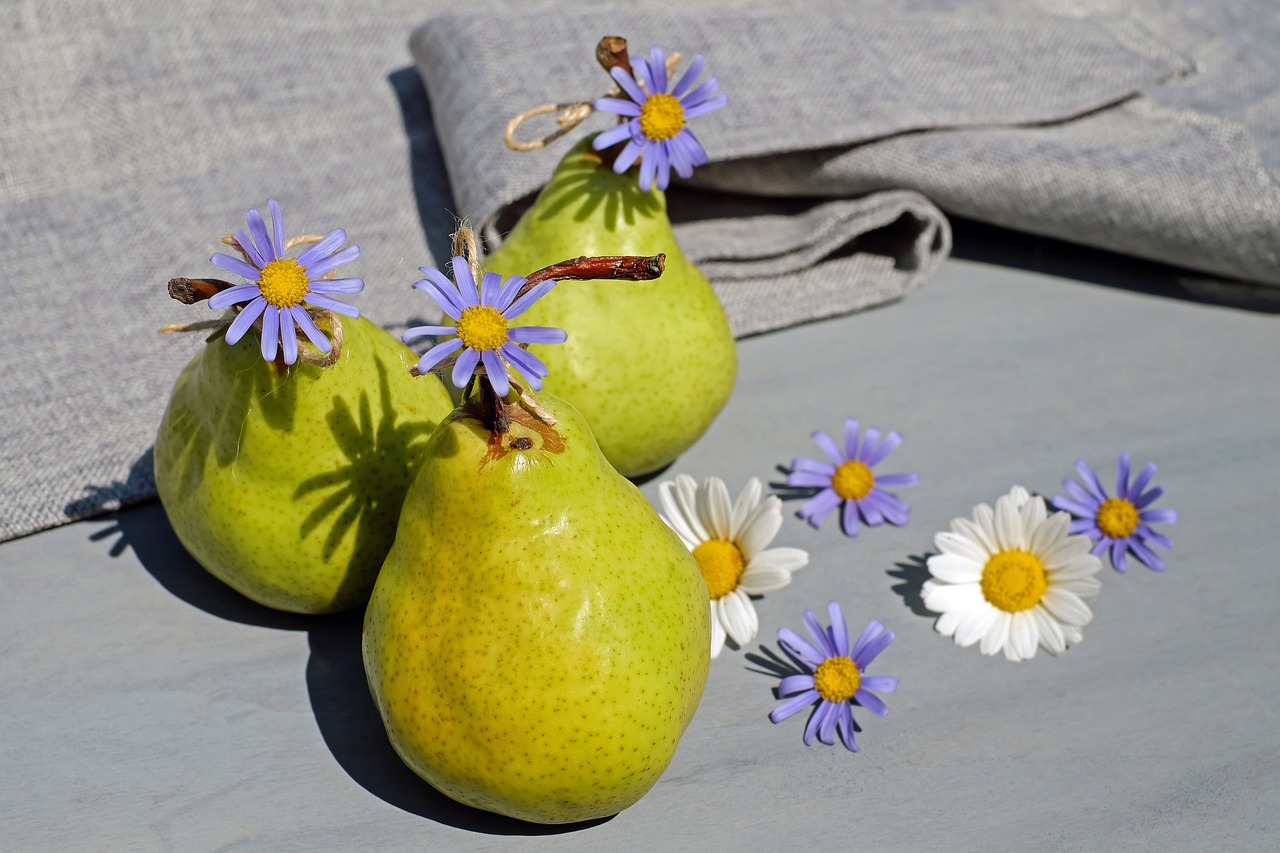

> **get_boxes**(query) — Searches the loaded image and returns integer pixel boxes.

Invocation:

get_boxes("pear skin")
[154,315,454,613]
[363,393,710,823]
[483,138,736,478]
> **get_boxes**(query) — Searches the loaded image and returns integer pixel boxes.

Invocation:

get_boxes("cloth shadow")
[388,66,460,265]
[305,617,612,835]
[888,553,936,618]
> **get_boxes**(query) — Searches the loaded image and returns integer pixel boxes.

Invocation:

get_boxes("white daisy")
[922,485,1103,662]
[659,475,809,658]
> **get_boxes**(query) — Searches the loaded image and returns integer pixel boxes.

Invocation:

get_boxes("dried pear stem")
[168,277,232,304]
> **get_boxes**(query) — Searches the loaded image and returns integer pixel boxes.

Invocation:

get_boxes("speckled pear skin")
[154,315,454,614]
[363,392,710,824]
[482,137,736,478]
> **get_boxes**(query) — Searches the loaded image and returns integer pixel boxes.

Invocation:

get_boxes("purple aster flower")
[1051,453,1178,572]
[207,199,363,365]
[592,45,728,191]
[769,602,898,753]
[402,258,568,397]
[786,418,919,537]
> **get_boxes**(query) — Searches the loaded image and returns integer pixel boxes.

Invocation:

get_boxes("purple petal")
[609,66,648,105]
[246,207,274,263]
[233,229,266,268]
[593,98,642,120]
[811,430,845,465]
[639,146,658,191]
[853,626,893,669]
[413,268,467,320]
[494,275,528,311]
[267,199,285,260]
[841,499,861,537]
[451,257,478,306]
[769,689,819,724]
[504,280,556,319]
[875,472,919,487]
[1069,519,1101,538]
[777,674,816,697]
[666,133,696,179]
[611,138,645,174]
[1076,459,1108,499]
[856,495,884,527]
[671,54,705,98]
[817,698,840,745]
[649,46,668,93]
[451,348,480,389]
[501,343,550,383]
[478,271,502,305]
[854,688,889,717]
[279,311,298,365]
[684,92,728,120]
[632,55,658,95]
[1138,508,1178,525]
[260,306,280,361]
[861,431,902,467]
[481,350,510,397]
[1128,461,1158,500]
[804,700,834,746]
[1091,537,1112,557]
[1111,539,1128,572]
[1136,525,1173,549]
[866,489,910,525]
[679,77,721,110]
[837,703,859,752]
[307,277,364,295]
[777,627,825,668]
[861,675,898,693]
[303,293,359,318]
[1116,452,1131,496]
[414,338,463,374]
[209,283,263,309]
[289,305,331,354]
[1134,485,1165,509]
[295,228,347,269]
[1051,496,1097,519]
[677,128,710,165]
[402,325,456,340]
[507,325,567,345]
[1062,479,1100,506]
[797,489,841,528]
[792,457,836,476]
[210,253,263,282]
[224,297,266,345]
[304,245,359,279]
[827,601,849,656]
[1127,537,1166,571]
[652,141,672,191]
[849,620,885,662]
[803,609,837,659]
[787,471,834,489]
[843,418,861,460]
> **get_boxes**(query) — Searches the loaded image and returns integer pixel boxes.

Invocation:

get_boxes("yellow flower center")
[692,538,745,600]
[813,656,861,704]
[1096,497,1139,539]
[639,92,685,141]
[831,460,875,501]
[981,549,1048,613]
[456,305,509,351]
[257,258,310,308]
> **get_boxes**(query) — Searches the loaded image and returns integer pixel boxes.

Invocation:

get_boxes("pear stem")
[168,277,232,304]
[516,254,665,301]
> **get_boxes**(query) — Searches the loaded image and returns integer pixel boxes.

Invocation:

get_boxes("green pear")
[363,391,710,823]
[482,137,736,478]
[154,315,454,614]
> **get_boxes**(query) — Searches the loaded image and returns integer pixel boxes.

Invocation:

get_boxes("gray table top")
[4,239,1278,851]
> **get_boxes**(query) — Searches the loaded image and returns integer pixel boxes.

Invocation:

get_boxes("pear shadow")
[889,553,937,618]
[292,360,434,608]
[627,460,673,487]
[388,66,459,265]
[304,616,613,835]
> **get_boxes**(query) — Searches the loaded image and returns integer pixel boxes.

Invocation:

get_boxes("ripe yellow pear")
[363,391,710,823]
[155,315,454,613]
[482,138,736,478]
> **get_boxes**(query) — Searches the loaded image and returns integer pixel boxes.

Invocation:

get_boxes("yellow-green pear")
[363,392,710,823]
[482,138,736,478]
[155,314,454,613]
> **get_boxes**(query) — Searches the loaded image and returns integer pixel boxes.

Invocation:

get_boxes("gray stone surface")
[4,251,1278,851]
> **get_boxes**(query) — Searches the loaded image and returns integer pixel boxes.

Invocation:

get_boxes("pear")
[363,391,710,823]
[154,314,454,613]
[482,137,736,478]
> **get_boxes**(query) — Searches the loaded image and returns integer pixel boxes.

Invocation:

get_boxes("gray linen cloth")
[3,0,1278,542]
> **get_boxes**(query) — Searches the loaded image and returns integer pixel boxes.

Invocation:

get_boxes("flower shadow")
[888,553,936,618]
[305,615,613,835]
[526,145,662,231]
[65,449,158,556]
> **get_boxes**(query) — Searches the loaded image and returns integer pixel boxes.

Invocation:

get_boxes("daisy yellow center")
[980,549,1048,613]
[257,258,310,308]
[813,656,860,704]
[692,538,745,600]
[639,93,685,141]
[831,460,875,501]
[456,305,509,351]
[1096,497,1139,539]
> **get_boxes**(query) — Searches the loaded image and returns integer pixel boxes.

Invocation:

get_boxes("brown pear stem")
[596,36,632,77]
[168,277,232,304]
[516,254,665,300]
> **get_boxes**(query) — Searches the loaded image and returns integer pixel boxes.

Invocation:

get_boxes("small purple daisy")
[769,602,898,753]
[787,418,919,537]
[208,199,363,365]
[403,258,567,397]
[593,45,728,191]
[1051,453,1178,572]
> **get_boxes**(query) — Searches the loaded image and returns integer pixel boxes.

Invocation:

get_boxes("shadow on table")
[951,217,1280,314]
[388,66,460,267]
[888,553,935,618]
[305,617,612,835]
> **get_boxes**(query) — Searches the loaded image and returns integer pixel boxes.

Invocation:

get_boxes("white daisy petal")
[935,530,990,564]
[995,493,1025,550]
[1042,535,1094,570]
[1032,606,1067,654]
[658,480,703,547]
[1008,485,1033,509]
[747,546,809,574]
[673,474,709,542]
[1029,509,1069,555]
[951,516,998,557]
[926,552,983,583]
[720,590,758,647]
[1041,588,1094,626]
[954,604,999,647]
[709,603,726,658]
[935,609,965,637]
[972,502,998,546]
[1061,624,1084,644]
[1047,555,1104,581]
[1008,612,1039,661]
[1021,495,1048,541]
[922,581,984,614]
[729,477,763,539]
[980,610,1012,656]
[701,477,734,540]
[737,499,783,559]
[1055,576,1102,597]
